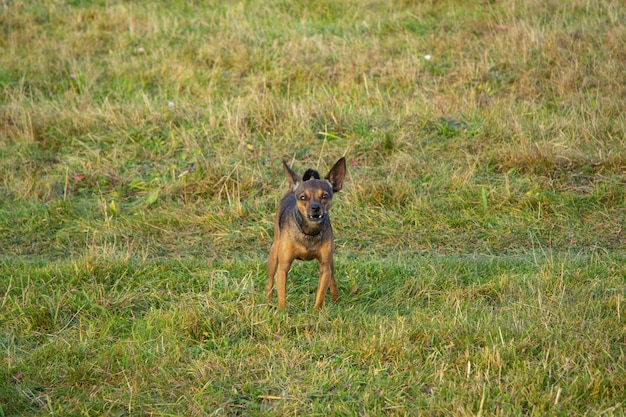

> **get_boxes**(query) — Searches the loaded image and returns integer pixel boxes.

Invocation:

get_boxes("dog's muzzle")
[308,204,325,222]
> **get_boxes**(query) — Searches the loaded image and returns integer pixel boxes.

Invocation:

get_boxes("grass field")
[1,0,625,415]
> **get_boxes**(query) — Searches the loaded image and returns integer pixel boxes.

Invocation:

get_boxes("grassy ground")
[1,0,624,415]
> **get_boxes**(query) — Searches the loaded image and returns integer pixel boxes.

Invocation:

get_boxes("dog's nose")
[310,203,322,213]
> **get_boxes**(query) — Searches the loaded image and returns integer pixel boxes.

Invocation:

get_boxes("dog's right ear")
[325,157,346,193]
[282,160,302,191]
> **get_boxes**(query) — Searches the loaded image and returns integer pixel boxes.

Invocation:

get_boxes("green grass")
[1,0,625,415]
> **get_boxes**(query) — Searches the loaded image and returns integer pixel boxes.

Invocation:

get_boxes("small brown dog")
[266,157,347,310]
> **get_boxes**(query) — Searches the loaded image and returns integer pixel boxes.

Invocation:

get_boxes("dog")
[266,157,346,310]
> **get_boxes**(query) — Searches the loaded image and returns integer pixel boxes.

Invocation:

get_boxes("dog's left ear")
[325,157,346,193]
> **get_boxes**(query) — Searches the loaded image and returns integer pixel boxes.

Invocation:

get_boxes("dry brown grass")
[0,1,625,414]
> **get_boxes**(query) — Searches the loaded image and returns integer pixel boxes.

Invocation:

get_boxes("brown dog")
[266,157,347,310]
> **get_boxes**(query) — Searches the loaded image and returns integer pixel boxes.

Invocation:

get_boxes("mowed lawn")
[1,0,625,415]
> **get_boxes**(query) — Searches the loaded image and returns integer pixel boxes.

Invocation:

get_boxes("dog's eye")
[322,193,330,199]
[298,195,307,201]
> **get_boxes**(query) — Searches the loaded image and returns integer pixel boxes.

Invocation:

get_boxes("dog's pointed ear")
[302,168,321,181]
[325,157,346,192]
[282,160,301,191]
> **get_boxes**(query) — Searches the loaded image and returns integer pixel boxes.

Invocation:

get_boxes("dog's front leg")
[328,258,339,303]
[314,259,333,310]
[266,242,279,302]
[276,255,293,309]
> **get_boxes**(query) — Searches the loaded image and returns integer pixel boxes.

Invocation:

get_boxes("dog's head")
[282,157,346,224]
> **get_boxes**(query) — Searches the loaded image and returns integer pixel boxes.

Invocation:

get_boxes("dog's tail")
[303,168,321,181]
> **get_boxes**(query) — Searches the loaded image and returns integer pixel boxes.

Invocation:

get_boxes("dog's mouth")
[307,213,325,222]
